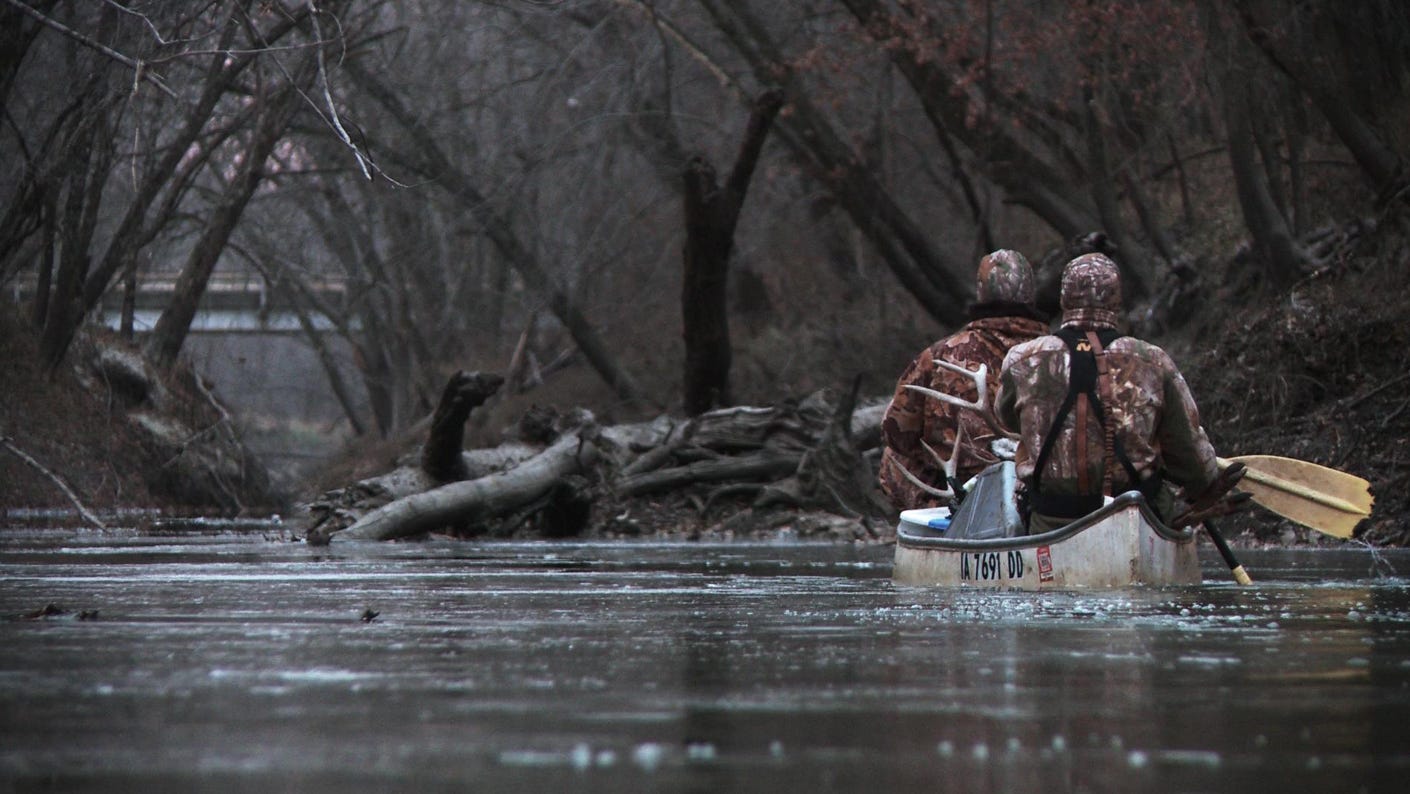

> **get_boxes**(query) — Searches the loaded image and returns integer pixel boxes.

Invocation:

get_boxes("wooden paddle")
[1217,455,1374,539]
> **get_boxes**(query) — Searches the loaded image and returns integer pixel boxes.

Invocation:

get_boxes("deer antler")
[892,422,964,500]
[903,361,1018,440]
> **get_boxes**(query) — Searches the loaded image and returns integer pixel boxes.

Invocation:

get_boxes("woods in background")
[2,0,1406,441]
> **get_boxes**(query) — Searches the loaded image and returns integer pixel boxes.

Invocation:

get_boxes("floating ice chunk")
[571,743,592,771]
[633,743,664,771]
[1159,750,1221,767]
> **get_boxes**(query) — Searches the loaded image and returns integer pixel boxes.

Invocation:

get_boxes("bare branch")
[1,435,106,528]
[1,0,178,99]
[307,1,370,179]
[610,0,745,99]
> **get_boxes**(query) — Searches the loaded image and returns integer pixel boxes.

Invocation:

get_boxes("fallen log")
[338,431,599,542]
[299,370,892,544]
[615,449,802,497]
[753,375,893,519]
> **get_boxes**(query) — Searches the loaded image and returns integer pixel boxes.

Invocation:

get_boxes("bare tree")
[0,1,334,371]
[681,90,782,415]
[345,61,650,411]
[146,62,316,370]
[1206,2,1311,288]
[1236,0,1408,201]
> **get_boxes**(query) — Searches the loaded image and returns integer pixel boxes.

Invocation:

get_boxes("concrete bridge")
[11,273,352,334]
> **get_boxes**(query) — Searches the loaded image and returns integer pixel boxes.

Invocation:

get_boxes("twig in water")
[1,436,106,528]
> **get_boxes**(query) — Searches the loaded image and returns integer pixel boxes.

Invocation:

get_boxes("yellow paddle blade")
[1217,455,1374,539]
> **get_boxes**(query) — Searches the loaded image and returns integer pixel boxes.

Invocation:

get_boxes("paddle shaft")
[1204,518,1252,585]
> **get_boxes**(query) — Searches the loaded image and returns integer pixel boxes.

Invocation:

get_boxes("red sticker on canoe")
[1037,545,1054,582]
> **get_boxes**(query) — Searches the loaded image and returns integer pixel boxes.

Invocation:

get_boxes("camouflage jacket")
[994,329,1219,500]
[880,316,1049,509]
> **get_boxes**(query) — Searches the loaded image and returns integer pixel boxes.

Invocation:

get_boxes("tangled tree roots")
[298,370,890,545]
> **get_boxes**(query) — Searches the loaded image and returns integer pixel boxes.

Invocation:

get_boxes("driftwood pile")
[299,371,891,545]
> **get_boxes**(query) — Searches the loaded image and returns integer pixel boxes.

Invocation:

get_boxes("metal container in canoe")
[892,462,1201,589]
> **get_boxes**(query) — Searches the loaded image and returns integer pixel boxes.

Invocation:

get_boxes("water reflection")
[1,530,1407,792]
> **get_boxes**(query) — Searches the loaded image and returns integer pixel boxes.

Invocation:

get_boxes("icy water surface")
[2,528,1408,793]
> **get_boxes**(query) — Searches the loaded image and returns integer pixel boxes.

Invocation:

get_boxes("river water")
[1,527,1408,793]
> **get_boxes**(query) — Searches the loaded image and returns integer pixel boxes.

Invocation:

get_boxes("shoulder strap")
[1032,328,1137,498]
[1085,330,1119,497]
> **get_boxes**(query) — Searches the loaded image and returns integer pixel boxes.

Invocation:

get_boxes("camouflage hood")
[975,249,1036,306]
[1059,253,1122,329]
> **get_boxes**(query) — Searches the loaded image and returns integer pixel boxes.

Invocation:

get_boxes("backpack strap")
[1030,328,1158,519]
[1085,330,1119,498]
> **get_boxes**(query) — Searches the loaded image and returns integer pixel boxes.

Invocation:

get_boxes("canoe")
[892,462,1201,589]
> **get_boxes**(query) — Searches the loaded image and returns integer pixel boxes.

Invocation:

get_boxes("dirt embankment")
[0,314,278,519]
[1177,208,1410,546]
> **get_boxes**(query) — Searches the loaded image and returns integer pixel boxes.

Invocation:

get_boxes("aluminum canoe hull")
[893,493,1201,589]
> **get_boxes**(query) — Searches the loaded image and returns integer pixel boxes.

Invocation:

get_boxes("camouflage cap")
[975,249,1036,306]
[1060,252,1122,328]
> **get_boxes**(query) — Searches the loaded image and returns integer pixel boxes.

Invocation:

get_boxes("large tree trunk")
[681,90,782,416]
[681,157,736,415]
[1082,90,1150,298]
[421,372,506,482]
[838,0,1104,243]
[145,74,307,371]
[697,0,971,328]
[1224,82,1310,289]
[1236,0,1407,199]
[39,106,113,370]
[35,10,309,371]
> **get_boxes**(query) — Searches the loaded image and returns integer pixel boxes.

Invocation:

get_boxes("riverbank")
[1179,206,1409,547]
[3,206,1407,546]
[0,313,280,520]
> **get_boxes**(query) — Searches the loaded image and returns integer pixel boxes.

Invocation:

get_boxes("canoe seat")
[946,461,1025,540]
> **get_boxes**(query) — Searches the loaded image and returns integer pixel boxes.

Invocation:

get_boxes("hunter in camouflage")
[994,253,1220,529]
[880,250,1049,509]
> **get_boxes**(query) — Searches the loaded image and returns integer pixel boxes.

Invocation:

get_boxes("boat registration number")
[960,550,1026,581]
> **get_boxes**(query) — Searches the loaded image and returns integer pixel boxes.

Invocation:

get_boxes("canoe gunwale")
[895,491,1196,552]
